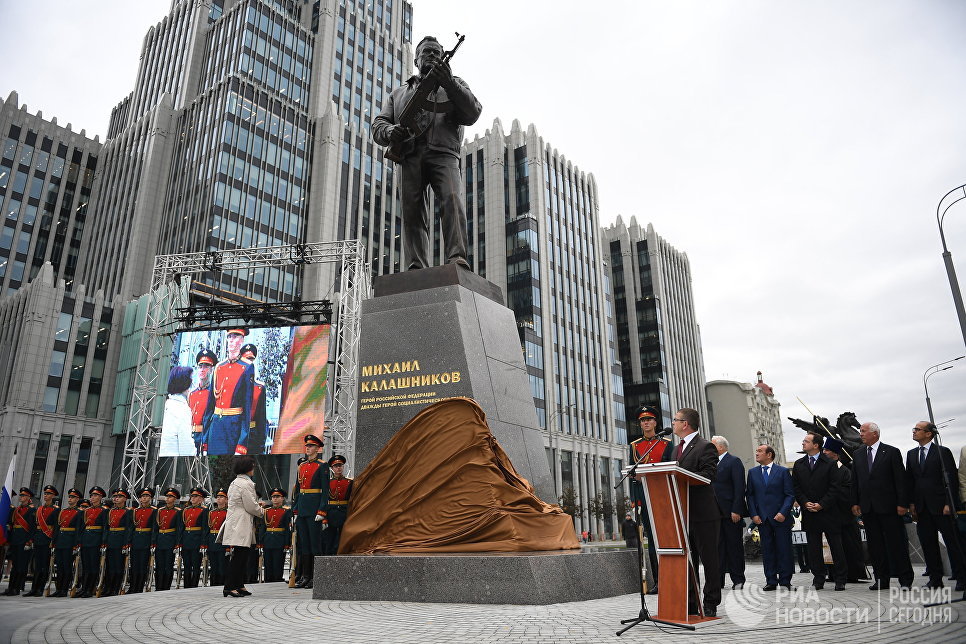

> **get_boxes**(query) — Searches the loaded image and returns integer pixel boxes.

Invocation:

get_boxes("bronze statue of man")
[372,35,482,271]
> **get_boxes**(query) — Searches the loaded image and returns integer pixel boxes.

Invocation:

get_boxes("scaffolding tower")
[118,241,370,493]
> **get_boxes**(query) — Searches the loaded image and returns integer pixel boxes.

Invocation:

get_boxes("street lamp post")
[937,184,966,348]
[922,356,964,424]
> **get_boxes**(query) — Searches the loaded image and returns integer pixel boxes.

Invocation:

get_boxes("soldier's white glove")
[314,514,324,522]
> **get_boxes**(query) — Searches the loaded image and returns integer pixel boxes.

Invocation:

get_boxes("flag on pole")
[0,446,17,547]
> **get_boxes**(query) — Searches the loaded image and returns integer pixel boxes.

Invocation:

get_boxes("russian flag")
[0,447,16,547]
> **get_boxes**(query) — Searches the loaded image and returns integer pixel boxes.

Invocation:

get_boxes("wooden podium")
[631,462,720,627]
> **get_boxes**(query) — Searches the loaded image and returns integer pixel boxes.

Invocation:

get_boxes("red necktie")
[675,441,684,460]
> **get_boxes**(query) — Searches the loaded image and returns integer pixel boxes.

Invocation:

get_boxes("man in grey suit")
[711,435,746,590]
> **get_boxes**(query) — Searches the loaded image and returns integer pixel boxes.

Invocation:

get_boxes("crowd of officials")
[626,406,966,617]
[2,434,352,598]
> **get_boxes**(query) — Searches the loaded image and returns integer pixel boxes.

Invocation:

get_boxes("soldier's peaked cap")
[304,434,324,446]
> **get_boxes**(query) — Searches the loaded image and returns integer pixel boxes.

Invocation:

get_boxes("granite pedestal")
[355,264,554,502]
[312,549,639,604]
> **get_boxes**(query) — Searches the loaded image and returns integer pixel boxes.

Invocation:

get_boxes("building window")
[29,432,53,492]
[43,386,59,412]
[73,438,94,502]
[55,312,72,341]
[49,350,66,377]
[52,435,72,494]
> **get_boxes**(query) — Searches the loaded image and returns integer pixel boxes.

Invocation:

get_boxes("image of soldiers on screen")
[201,328,255,456]
[160,366,194,457]
[240,343,268,455]
[189,349,217,453]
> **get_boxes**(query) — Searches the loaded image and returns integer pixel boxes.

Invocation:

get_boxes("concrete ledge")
[312,549,638,604]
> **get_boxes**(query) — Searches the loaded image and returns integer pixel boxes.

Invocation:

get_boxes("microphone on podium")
[655,427,673,437]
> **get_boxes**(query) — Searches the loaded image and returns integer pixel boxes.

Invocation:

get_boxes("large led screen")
[160,325,329,456]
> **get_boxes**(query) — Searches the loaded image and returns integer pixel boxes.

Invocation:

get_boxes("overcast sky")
[2,0,965,462]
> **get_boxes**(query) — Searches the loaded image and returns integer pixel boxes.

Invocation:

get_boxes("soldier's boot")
[302,557,314,589]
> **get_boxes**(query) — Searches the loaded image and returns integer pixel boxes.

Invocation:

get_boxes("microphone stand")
[615,431,694,635]
[923,432,966,607]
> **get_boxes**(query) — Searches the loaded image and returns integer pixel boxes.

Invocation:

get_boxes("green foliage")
[209,456,235,492]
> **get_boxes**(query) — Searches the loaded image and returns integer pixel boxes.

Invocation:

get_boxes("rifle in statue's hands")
[384,33,465,163]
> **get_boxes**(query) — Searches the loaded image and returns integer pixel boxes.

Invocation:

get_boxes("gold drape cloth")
[338,397,580,554]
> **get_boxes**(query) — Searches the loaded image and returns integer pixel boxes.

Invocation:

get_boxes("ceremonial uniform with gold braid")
[27,502,59,596]
[201,358,254,455]
[321,476,352,555]
[78,502,108,597]
[52,505,83,596]
[154,506,182,591]
[128,505,157,593]
[3,500,35,595]
[207,506,228,586]
[293,453,329,587]
[258,505,293,582]
[181,505,208,588]
[103,506,132,596]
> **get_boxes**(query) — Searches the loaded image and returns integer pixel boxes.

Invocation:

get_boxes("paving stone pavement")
[1,564,964,643]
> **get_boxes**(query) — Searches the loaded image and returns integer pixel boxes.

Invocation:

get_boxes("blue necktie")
[762,465,769,482]
[919,446,926,470]
[867,446,874,469]
[809,456,816,470]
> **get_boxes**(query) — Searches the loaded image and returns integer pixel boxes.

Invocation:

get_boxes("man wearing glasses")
[666,408,721,617]
[906,421,965,591]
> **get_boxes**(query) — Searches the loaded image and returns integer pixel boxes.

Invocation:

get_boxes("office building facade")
[461,118,628,536]
[603,216,708,439]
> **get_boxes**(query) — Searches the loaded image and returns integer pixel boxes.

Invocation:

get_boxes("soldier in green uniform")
[2,488,36,596]
[181,487,208,588]
[102,489,132,596]
[321,455,352,556]
[258,487,293,582]
[292,433,329,588]
[207,488,229,586]
[51,488,83,596]
[154,488,183,591]
[77,486,108,598]
[24,485,59,596]
[128,488,157,593]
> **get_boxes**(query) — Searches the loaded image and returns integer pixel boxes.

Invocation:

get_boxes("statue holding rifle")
[373,34,482,271]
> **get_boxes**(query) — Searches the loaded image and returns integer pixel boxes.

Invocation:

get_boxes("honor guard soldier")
[154,488,183,591]
[240,343,268,455]
[629,406,674,594]
[202,328,255,456]
[293,433,329,588]
[258,488,293,582]
[2,488,36,595]
[77,486,108,598]
[128,488,157,593]
[322,455,353,555]
[189,349,217,453]
[207,488,229,586]
[52,489,83,596]
[181,487,208,587]
[102,489,132,596]
[24,485,59,596]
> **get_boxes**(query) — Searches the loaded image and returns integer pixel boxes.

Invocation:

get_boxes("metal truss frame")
[119,241,371,492]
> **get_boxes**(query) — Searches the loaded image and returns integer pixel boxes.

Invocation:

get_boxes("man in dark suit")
[906,421,965,591]
[792,432,848,590]
[746,444,795,590]
[666,407,721,617]
[851,421,913,590]
[711,435,746,590]
[822,438,870,583]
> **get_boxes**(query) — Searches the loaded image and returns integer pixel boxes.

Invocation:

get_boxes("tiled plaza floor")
[1,563,963,643]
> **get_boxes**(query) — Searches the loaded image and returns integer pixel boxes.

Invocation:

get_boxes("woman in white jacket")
[216,456,265,597]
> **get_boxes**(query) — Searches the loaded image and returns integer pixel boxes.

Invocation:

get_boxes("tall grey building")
[602,216,708,439]
[461,118,628,536]
[1,92,101,297]
[79,0,412,302]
